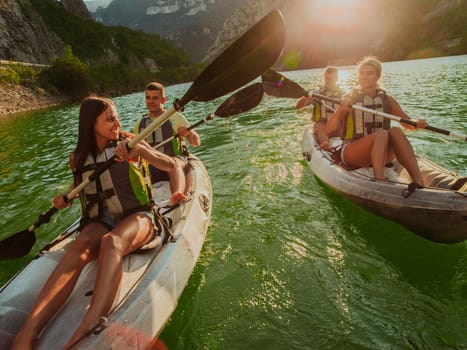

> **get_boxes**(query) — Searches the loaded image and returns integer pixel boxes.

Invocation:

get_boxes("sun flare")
[304,0,370,32]
[282,0,381,68]
[326,0,352,6]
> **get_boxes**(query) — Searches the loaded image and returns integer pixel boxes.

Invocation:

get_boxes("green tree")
[0,68,21,84]
[39,45,91,100]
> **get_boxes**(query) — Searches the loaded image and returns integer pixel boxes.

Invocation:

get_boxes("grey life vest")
[311,86,342,122]
[138,115,183,156]
[74,141,153,220]
[342,89,391,141]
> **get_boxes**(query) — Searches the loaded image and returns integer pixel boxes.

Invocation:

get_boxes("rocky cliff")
[93,0,251,61]
[203,0,286,63]
[0,0,193,73]
[61,0,92,19]
[0,0,65,64]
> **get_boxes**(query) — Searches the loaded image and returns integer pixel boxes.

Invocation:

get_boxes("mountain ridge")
[89,0,467,68]
[93,0,250,61]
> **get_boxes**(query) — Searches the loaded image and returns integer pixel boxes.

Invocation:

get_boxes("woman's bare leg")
[370,130,389,179]
[168,158,188,205]
[344,131,391,180]
[11,224,108,350]
[183,162,192,194]
[388,127,424,185]
[63,214,154,349]
[313,122,329,146]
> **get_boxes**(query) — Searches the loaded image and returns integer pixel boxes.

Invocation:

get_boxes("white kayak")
[0,156,212,349]
[302,125,467,243]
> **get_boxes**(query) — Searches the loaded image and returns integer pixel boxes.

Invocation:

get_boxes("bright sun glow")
[326,0,352,6]
[305,0,368,30]
[284,0,381,69]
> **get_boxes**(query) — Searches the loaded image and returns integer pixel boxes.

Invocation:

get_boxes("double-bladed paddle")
[0,10,285,259]
[154,82,264,149]
[261,68,308,98]
[313,92,467,141]
[261,69,467,141]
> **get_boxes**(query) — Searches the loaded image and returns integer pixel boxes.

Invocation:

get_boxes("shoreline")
[0,83,70,117]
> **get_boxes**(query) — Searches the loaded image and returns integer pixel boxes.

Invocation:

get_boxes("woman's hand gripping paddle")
[153,82,264,149]
[0,11,285,259]
[261,69,467,141]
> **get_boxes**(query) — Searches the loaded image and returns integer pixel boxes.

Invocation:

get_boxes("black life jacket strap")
[154,205,175,243]
[84,188,116,204]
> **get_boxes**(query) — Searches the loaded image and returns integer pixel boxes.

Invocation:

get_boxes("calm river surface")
[1,55,466,349]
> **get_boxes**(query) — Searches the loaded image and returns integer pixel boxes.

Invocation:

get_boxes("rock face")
[146,0,214,15]
[203,0,286,63]
[61,0,92,19]
[0,0,65,64]
[93,0,250,61]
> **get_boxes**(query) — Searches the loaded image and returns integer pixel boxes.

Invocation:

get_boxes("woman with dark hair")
[12,96,176,350]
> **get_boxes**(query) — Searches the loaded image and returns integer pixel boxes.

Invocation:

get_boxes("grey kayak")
[0,156,212,349]
[302,125,467,243]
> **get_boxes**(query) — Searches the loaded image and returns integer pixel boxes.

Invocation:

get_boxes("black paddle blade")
[0,229,36,259]
[215,83,264,118]
[180,10,285,106]
[261,69,308,98]
[0,206,57,259]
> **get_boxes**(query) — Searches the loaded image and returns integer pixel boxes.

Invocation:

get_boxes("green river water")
[1,55,466,349]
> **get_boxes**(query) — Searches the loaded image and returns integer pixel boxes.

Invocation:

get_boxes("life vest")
[74,140,153,220]
[138,114,184,156]
[311,86,342,122]
[342,89,391,141]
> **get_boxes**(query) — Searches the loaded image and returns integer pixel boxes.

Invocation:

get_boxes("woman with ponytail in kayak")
[296,66,344,145]
[11,96,178,350]
[320,56,427,188]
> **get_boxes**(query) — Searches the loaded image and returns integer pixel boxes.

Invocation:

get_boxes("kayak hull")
[302,125,467,243]
[0,156,212,349]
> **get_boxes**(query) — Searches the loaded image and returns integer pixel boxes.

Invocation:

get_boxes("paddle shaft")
[153,82,265,150]
[313,99,336,113]
[313,93,467,141]
[153,114,214,149]
[261,69,466,141]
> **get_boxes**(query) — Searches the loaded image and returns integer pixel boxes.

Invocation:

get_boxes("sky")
[83,0,114,12]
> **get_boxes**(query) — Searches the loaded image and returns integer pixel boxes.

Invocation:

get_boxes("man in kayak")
[12,96,175,350]
[319,56,427,188]
[135,82,201,203]
[295,66,344,145]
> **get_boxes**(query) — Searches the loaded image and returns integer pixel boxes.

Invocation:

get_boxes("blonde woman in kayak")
[321,56,427,188]
[11,96,176,350]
